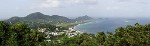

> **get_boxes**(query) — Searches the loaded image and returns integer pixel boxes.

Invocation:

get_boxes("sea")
[74,18,150,34]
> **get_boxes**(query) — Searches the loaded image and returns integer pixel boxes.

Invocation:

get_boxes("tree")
[0,21,10,46]
[0,21,46,46]
[96,32,106,46]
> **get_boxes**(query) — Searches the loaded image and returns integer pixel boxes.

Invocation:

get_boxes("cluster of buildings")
[38,27,83,41]
[64,28,83,37]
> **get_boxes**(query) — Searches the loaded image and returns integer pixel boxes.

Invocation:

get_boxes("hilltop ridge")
[4,12,93,25]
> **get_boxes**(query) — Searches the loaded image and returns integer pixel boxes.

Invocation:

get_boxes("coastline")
[56,20,95,34]
[56,20,94,28]
[73,20,95,32]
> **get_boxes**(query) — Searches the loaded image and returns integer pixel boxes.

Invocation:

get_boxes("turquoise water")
[74,18,150,34]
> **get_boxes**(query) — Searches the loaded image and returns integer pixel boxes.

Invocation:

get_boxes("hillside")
[4,12,93,29]
[75,15,93,21]
[5,12,93,24]
[5,12,72,24]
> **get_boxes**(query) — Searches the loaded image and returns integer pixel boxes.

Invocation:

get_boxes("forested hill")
[5,12,70,24]
[4,12,93,24]
[75,15,93,21]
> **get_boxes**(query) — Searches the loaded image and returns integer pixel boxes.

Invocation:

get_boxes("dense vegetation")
[1,20,150,46]
[0,21,46,46]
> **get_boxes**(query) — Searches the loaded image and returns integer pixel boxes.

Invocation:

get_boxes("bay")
[74,18,150,34]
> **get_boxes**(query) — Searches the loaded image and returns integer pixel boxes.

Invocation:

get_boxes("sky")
[1,0,150,19]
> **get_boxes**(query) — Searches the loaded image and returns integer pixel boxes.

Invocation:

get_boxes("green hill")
[4,12,93,28]
[5,12,93,24]
[5,12,72,24]
[75,15,93,21]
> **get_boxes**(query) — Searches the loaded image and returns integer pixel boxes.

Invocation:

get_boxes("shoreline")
[56,20,94,28]
[56,20,95,34]
[72,20,95,32]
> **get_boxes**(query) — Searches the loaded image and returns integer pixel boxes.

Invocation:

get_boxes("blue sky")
[1,0,150,19]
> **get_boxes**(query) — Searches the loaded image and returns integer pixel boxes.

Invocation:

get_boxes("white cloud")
[15,7,20,10]
[39,0,60,8]
[106,6,120,10]
[31,0,98,8]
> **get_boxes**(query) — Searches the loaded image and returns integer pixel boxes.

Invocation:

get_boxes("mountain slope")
[75,15,93,21]
[5,12,93,25]
[25,12,50,20]
[5,12,72,24]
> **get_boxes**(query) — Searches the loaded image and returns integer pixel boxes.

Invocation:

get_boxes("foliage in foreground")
[0,21,46,46]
